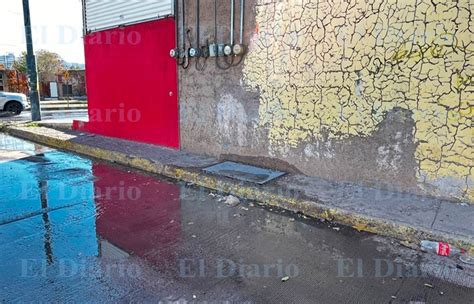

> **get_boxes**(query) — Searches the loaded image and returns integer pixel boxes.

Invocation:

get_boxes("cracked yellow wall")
[243,0,473,202]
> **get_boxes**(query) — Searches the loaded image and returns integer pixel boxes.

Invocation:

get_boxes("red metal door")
[81,18,179,149]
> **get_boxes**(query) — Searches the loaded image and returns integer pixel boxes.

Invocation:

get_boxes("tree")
[67,63,83,70]
[13,50,65,82]
[12,53,27,74]
[6,70,28,95]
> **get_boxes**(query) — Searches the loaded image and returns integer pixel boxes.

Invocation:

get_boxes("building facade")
[0,53,15,70]
[39,70,86,99]
[0,70,6,92]
[77,0,473,204]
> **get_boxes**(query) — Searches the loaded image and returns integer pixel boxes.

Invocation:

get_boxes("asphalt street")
[0,134,472,303]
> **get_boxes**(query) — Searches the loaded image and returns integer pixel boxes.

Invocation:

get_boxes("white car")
[0,91,29,115]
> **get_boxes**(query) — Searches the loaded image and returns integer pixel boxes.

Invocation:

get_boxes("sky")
[1,0,85,64]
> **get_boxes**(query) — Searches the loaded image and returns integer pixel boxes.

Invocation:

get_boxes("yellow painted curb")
[4,126,474,254]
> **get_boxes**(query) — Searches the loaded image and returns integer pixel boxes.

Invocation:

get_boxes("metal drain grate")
[203,161,286,184]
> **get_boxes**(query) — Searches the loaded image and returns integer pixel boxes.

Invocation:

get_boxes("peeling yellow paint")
[244,0,474,202]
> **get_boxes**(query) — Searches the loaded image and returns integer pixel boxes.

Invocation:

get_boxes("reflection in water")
[93,163,182,268]
[0,135,472,303]
[0,149,99,296]
[39,180,53,265]
[0,147,184,302]
[0,148,183,271]
[0,133,51,155]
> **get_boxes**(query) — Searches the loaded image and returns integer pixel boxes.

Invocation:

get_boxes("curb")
[39,107,88,111]
[4,126,474,254]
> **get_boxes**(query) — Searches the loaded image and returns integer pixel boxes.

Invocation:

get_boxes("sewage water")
[0,134,472,303]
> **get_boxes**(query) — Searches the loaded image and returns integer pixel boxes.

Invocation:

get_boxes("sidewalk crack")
[430,200,442,229]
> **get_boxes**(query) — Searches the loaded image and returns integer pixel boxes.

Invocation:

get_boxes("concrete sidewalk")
[40,100,88,111]
[2,124,473,253]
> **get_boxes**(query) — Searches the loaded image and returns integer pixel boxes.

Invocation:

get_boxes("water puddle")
[0,135,472,303]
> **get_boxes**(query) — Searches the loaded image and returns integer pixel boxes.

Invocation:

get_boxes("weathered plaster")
[217,94,249,147]
[179,0,266,156]
[243,0,473,202]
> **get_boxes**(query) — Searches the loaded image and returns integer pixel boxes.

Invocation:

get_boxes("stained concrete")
[178,0,268,163]
[3,125,473,254]
[1,134,473,302]
[176,0,444,201]
[432,202,474,238]
[276,174,443,232]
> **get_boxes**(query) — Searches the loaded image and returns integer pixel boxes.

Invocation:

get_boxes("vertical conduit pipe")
[174,0,181,64]
[239,0,244,44]
[215,0,232,69]
[196,0,200,47]
[181,0,186,49]
[174,0,179,48]
[230,0,235,45]
[181,0,189,68]
[195,0,208,70]
[214,0,218,44]
[229,0,245,66]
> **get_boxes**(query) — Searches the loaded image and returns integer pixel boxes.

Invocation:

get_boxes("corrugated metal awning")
[83,0,174,33]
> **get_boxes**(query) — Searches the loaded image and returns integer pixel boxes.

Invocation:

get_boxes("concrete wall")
[178,0,473,203]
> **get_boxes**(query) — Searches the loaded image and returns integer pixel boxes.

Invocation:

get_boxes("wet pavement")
[0,134,472,303]
[0,109,88,123]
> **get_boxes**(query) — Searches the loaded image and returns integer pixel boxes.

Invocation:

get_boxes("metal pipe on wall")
[196,0,200,47]
[172,0,245,69]
[181,0,189,68]
[174,0,180,58]
[181,0,185,49]
[229,0,246,63]
[230,0,235,45]
[223,0,236,57]
[215,0,232,69]
[174,0,178,46]
[170,0,187,66]
[239,0,244,44]
[214,0,218,44]
[195,0,208,70]
[188,0,201,58]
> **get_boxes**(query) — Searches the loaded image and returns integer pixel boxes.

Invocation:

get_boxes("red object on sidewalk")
[76,18,180,149]
[420,240,465,256]
[437,242,450,256]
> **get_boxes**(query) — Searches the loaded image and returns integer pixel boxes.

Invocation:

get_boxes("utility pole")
[22,0,41,121]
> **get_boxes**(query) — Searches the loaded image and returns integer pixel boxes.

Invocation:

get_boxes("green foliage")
[25,122,40,128]
[68,64,83,70]
[12,52,27,74]
[13,50,66,82]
